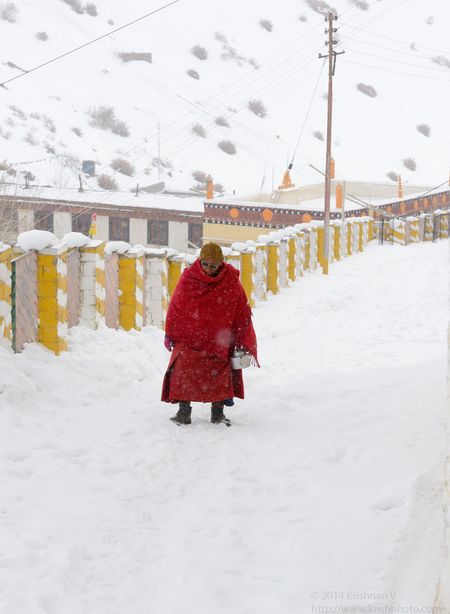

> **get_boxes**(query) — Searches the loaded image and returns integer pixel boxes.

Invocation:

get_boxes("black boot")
[170,402,192,425]
[211,401,231,427]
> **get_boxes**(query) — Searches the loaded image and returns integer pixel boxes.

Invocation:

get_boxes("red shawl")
[161,259,258,403]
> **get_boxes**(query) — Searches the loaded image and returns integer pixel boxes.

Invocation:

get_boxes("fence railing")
[0,213,446,355]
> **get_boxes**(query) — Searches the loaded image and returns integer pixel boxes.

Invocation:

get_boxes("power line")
[344,47,450,73]
[0,0,183,88]
[341,58,450,82]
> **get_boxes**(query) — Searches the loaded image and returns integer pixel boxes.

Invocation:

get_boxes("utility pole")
[319,12,344,274]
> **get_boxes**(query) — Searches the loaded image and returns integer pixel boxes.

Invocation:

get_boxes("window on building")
[34,210,54,232]
[72,213,92,235]
[147,219,169,246]
[109,216,129,242]
[188,223,202,247]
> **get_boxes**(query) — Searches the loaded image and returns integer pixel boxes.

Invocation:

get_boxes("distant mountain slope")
[0,0,448,198]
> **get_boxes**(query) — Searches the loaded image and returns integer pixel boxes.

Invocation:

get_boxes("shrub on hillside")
[431,55,450,69]
[356,83,377,97]
[416,124,430,137]
[248,98,267,118]
[215,116,229,127]
[386,171,399,182]
[349,0,369,10]
[88,105,130,137]
[259,19,273,32]
[191,45,208,60]
[313,130,324,141]
[192,123,206,138]
[61,0,84,14]
[0,2,18,22]
[119,52,152,64]
[97,174,118,190]
[218,140,236,155]
[85,2,97,16]
[299,14,307,22]
[111,157,135,176]
[187,69,200,79]
[36,31,48,41]
[403,158,416,171]
[71,126,83,137]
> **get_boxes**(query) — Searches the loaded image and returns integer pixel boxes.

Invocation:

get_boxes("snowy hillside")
[0,0,448,198]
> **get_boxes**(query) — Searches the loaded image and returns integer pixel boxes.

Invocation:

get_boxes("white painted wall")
[96,215,109,242]
[130,218,147,246]
[168,221,189,252]
[54,212,72,238]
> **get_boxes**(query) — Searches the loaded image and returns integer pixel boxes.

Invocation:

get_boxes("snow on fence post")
[224,249,241,273]
[356,219,364,252]
[79,241,105,329]
[37,244,69,355]
[118,249,145,331]
[392,219,406,245]
[362,217,369,247]
[258,235,279,295]
[254,243,268,302]
[368,218,375,242]
[407,217,420,243]
[423,214,434,241]
[144,250,168,329]
[293,227,304,277]
[0,244,12,346]
[278,236,289,288]
[309,226,318,271]
[302,228,311,271]
[439,211,449,239]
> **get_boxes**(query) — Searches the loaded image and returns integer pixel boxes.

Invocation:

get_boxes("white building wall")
[96,215,109,242]
[130,218,147,246]
[168,221,189,252]
[54,212,72,238]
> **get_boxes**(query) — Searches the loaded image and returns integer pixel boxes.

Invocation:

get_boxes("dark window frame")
[188,222,202,247]
[109,216,130,242]
[72,213,92,235]
[147,219,169,246]
[34,210,54,232]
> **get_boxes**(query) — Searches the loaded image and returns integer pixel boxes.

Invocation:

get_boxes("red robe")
[161,259,258,403]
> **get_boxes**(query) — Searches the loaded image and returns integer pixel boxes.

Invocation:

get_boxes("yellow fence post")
[239,250,255,307]
[346,221,353,256]
[333,222,341,261]
[287,236,296,282]
[423,214,434,241]
[255,244,267,302]
[168,254,184,300]
[267,242,279,295]
[118,250,145,331]
[0,244,12,346]
[37,245,69,355]
[316,224,325,269]
[358,220,364,252]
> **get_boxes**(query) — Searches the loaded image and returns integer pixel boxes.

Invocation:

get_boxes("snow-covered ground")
[0,240,448,614]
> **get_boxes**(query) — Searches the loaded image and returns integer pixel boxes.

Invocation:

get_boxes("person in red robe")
[162,242,258,426]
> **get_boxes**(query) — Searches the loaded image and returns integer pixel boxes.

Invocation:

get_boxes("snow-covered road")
[0,241,448,614]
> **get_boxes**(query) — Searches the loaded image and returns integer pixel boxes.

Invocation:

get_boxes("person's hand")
[164,334,174,351]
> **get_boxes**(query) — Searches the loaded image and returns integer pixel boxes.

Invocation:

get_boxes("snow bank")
[62,232,91,248]
[16,230,59,251]
[105,241,130,255]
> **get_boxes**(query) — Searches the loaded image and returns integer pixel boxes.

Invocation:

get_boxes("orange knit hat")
[199,242,224,263]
